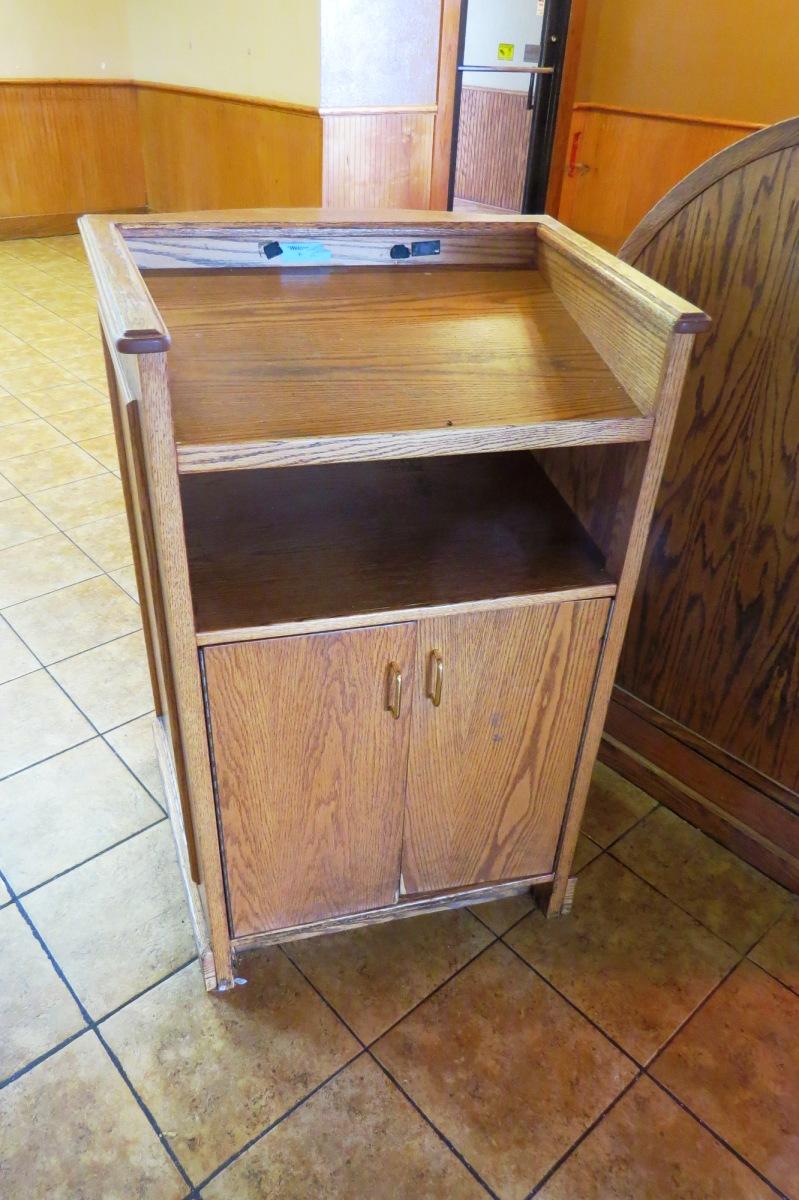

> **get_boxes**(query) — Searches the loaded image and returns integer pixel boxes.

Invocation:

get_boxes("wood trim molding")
[319,104,438,115]
[573,101,763,132]
[0,207,148,240]
[546,0,587,215]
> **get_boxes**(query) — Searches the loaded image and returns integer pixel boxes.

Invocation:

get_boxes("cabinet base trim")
[231,873,554,954]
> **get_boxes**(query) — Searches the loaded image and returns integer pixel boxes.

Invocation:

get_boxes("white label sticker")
[264,240,333,264]
[537,0,545,15]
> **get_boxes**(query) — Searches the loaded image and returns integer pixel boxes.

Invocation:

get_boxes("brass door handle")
[386,661,402,719]
[427,650,444,707]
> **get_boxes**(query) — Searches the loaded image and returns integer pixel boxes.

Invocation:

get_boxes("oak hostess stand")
[80,210,708,992]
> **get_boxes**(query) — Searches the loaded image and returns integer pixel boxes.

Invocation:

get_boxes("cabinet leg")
[533,874,578,918]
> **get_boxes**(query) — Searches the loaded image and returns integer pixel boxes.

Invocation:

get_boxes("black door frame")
[447,0,573,213]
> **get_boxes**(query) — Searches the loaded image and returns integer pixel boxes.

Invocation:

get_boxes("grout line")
[0,734,97,784]
[0,1026,92,1091]
[14,816,168,901]
[95,956,197,1026]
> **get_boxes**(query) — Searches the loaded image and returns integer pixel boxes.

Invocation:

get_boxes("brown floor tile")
[506,856,737,1063]
[374,942,635,1200]
[0,1033,186,1199]
[0,739,159,893]
[0,530,99,606]
[652,961,799,1200]
[4,575,140,664]
[203,1055,486,1200]
[0,443,105,494]
[286,908,493,1042]
[0,670,92,778]
[0,906,85,1080]
[613,806,790,952]
[51,630,152,730]
[473,838,602,937]
[102,952,359,1184]
[749,902,799,994]
[68,511,133,571]
[25,822,194,1018]
[0,494,55,549]
[537,1076,773,1199]
[580,762,657,847]
[105,712,164,803]
[33,471,124,528]
[0,617,37,684]
[0,418,66,460]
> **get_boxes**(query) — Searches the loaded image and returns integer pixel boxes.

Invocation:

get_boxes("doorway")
[447,0,572,213]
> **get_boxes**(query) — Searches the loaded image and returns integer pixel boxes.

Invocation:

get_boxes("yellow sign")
[497,43,514,61]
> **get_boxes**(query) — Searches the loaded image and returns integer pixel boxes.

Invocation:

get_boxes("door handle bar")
[427,650,444,707]
[386,662,402,719]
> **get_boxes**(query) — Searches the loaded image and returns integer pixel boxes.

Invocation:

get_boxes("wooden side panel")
[137,85,323,210]
[322,112,434,208]
[401,600,610,894]
[557,105,762,250]
[618,139,799,794]
[430,0,463,209]
[454,87,532,211]
[204,624,417,936]
[0,81,145,226]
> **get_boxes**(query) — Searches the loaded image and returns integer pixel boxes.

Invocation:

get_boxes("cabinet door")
[203,623,416,936]
[400,600,610,895]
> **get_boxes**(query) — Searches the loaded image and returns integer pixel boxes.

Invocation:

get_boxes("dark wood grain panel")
[204,623,417,936]
[180,453,613,640]
[617,133,799,793]
[454,86,532,211]
[401,599,610,894]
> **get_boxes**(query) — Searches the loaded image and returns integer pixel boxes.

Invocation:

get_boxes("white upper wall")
[462,0,544,92]
[126,0,321,106]
[320,0,440,108]
[0,0,130,78]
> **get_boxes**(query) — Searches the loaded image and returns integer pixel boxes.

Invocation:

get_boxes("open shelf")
[181,452,615,644]
[146,266,652,473]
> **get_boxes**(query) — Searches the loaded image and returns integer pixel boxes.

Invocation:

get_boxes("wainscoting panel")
[322,110,435,207]
[453,86,532,211]
[557,103,762,249]
[0,80,146,235]
[137,84,323,211]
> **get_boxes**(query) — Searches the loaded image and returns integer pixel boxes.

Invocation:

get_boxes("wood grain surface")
[454,86,532,211]
[400,600,610,894]
[322,111,434,207]
[204,624,417,936]
[617,126,799,795]
[180,453,613,641]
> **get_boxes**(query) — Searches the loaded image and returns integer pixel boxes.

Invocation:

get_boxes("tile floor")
[0,235,798,1199]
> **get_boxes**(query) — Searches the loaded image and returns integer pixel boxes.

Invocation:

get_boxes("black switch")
[390,243,411,259]
[411,240,441,257]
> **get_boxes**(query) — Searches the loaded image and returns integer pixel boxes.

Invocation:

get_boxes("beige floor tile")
[0,531,99,607]
[105,712,164,803]
[286,909,493,1042]
[0,494,55,549]
[109,563,138,600]
[69,511,133,571]
[0,739,160,893]
[0,906,85,1081]
[203,1055,486,1200]
[0,670,92,778]
[18,381,105,417]
[0,877,10,906]
[537,1076,774,1200]
[374,942,635,1200]
[33,471,124,528]
[0,616,38,684]
[4,575,140,664]
[0,1033,186,1199]
[580,761,657,847]
[0,418,67,461]
[613,806,790,953]
[49,404,114,441]
[0,395,33,426]
[80,433,119,471]
[652,961,799,1199]
[102,952,359,1183]
[0,443,105,494]
[474,837,602,936]
[51,630,152,730]
[25,822,194,1018]
[0,473,18,500]
[0,362,77,396]
[505,855,737,1063]
[749,902,799,994]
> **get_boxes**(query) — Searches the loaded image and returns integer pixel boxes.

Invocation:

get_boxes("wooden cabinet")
[83,209,705,990]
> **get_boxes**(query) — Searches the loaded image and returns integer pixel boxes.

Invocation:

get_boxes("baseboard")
[602,692,799,893]
[0,207,149,241]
